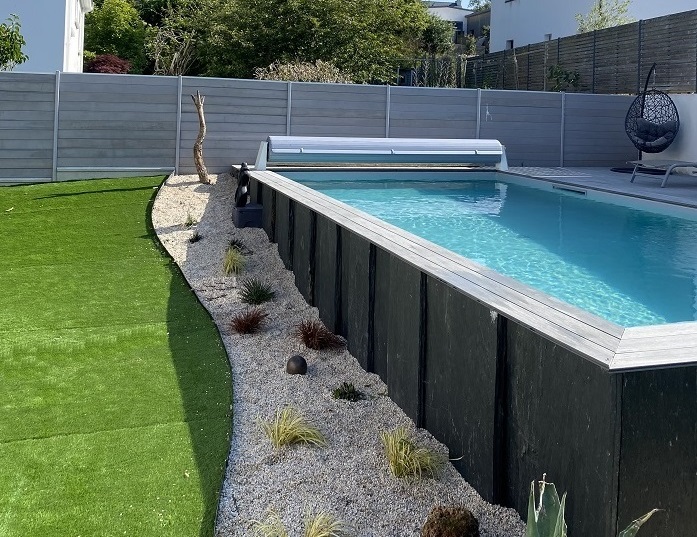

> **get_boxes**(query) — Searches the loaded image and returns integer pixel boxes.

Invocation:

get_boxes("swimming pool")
[281,170,697,327]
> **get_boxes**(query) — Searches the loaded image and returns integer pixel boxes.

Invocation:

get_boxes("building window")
[506,40,514,50]
[545,33,552,41]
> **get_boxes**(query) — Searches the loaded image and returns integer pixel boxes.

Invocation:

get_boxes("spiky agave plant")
[380,426,444,479]
[526,475,659,537]
[259,406,326,449]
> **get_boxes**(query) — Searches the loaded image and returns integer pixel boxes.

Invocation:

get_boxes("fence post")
[385,84,391,137]
[526,44,530,91]
[636,20,643,94]
[592,30,596,94]
[476,88,482,138]
[175,75,182,175]
[560,92,566,167]
[501,49,506,89]
[286,81,293,135]
[51,71,61,182]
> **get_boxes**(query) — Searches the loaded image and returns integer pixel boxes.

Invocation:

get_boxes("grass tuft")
[259,406,327,449]
[331,382,364,402]
[250,509,289,537]
[304,511,351,537]
[295,319,345,350]
[230,308,267,334]
[240,277,276,305]
[229,238,250,254]
[223,245,246,275]
[380,426,445,479]
[184,212,197,228]
[189,230,202,243]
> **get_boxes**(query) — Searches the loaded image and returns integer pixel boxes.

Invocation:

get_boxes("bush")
[84,54,131,74]
[223,245,245,276]
[421,506,479,537]
[255,60,353,83]
[304,511,350,537]
[331,382,364,402]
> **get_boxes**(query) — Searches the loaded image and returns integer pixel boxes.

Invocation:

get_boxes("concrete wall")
[252,175,697,537]
[0,71,639,184]
[490,0,697,52]
[0,0,91,73]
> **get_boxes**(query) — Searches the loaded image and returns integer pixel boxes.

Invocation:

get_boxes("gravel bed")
[151,172,525,537]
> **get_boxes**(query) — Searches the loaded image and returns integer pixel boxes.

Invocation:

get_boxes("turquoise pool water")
[284,172,697,327]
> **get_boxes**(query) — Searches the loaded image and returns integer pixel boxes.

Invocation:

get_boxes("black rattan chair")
[625,63,679,154]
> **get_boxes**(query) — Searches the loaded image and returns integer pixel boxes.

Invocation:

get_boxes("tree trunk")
[191,91,210,184]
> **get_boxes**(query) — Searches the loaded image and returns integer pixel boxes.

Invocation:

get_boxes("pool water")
[289,174,697,327]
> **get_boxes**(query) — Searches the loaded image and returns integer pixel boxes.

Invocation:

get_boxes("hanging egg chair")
[625,63,679,154]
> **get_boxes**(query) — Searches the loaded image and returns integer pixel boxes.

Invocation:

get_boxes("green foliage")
[85,0,148,73]
[250,509,289,537]
[259,406,327,449]
[144,1,198,75]
[380,426,444,479]
[421,15,454,57]
[421,506,479,537]
[0,14,28,71]
[331,382,364,402]
[526,475,659,537]
[576,0,634,33]
[223,246,245,276]
[547,65,580,92]
[303,511,351,537]
[239,278,275,305]
[467,0,490,11]
[255,60,353,83]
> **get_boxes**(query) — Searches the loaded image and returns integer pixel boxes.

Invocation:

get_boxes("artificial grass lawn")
[0,177,232,536]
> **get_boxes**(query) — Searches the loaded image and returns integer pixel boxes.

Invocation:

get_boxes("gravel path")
[151,172,525,537]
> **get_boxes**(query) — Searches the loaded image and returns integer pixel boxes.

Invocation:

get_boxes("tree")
[0,14,28,71]
[421,14,454,57]
[84,0,147,73]
[195,0,435,82]
[576,0,634,33]
[467,0,490,11]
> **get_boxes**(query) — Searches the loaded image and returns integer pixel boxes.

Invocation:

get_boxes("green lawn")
[0,177,232,536]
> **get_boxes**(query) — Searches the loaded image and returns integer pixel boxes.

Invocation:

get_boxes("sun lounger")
[629,159,697,187]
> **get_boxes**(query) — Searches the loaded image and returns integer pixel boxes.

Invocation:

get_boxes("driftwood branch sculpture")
[191,91,210,184]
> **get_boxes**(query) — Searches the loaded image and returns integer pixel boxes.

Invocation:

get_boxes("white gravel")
[151,172,525,537]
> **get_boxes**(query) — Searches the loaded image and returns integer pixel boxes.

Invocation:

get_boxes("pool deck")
[511,166,697,208]
[252,165,697,373]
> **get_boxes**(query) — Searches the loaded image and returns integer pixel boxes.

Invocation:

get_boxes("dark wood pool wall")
[251,178,696,537]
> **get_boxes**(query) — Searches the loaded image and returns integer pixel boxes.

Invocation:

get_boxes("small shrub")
[259,406,326,449]
[304,511,351,537]
[189,230,202,243]
[332,382,364,402]
[421,506,479,537]
[230,308,267,334]
[84,54,131,74]
[295,319,345,350]
[250,509,288,537]
[184,212,197,228]
[223,246,245,275]
[381,426,445,479]
[240,278,275,305]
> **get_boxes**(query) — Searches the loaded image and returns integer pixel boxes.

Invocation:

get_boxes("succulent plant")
[331,382,364,402]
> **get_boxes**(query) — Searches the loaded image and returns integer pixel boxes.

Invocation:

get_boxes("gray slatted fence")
[0,72,638,184]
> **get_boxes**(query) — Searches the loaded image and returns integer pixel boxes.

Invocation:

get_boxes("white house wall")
[490,0,697,52]
[0,0,91,73]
